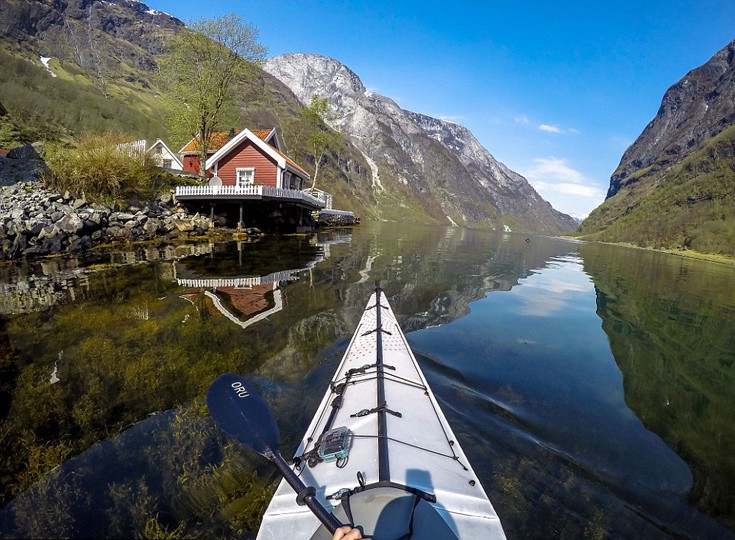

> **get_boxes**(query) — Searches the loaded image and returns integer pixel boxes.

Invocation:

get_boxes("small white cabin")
[147,138,183,171]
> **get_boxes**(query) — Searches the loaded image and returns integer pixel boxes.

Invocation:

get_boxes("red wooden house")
[175,128,326,230]
[177,128,310,189]
[206,128,309,190]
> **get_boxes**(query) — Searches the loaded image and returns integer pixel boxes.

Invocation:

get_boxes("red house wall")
[216,140,279,187]
[182,155,200,174]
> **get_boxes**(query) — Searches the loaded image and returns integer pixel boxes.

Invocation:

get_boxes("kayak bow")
[258,285,506,539]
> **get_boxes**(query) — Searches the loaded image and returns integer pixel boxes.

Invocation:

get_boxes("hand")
[332,525,364,540]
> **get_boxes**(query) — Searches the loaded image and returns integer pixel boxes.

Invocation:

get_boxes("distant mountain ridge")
[579,39,735,256]
[264,53,577,233]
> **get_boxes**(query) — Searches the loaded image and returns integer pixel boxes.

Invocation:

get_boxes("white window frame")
[236,167,255,187]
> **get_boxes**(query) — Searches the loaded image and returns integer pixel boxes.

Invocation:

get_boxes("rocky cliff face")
[578,38,735,256]
[0,0,183,93]
[264,53,576,233]
[608,39,735,197]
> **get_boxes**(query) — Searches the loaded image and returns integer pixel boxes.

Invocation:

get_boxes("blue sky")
[149,0,735,219]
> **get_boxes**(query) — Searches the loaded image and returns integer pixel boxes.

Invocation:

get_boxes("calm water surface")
[0,223,733,539]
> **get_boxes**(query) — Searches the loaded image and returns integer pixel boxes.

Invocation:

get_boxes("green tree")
[160,14,266,176]
[298,94,342,190]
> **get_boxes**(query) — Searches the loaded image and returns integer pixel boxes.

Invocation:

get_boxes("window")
[162,159,172,169]
[236,168,255,187]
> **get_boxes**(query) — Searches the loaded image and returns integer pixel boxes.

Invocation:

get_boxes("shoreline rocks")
[0,182,212,261]
[317,210,359,227]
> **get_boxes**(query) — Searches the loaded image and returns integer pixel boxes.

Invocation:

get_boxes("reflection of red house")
[182,283,283,329]
[217,284,276,318]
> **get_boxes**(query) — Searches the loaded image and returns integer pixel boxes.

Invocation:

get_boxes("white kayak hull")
[258,287,506,539]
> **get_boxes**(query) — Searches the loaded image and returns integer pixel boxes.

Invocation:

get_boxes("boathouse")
[175,128,328,231]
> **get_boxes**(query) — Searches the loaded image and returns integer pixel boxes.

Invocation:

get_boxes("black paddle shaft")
[206,374,343,534]
[268,450,343,533]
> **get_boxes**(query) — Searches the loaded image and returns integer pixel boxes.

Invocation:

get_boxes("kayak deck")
[258,287,505,539]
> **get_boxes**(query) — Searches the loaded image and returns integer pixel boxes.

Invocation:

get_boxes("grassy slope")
[0,43,386,220]
[577,125,735,257]
[0,46,171,145]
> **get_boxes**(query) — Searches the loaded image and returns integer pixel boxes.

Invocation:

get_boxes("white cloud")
[532,181,604,198]
[525,157,585,184]
[522,157,607,218]
[538,123,563,134]
[514,115,531,124]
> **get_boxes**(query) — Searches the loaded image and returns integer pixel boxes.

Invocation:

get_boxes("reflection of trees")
[580,243,735,528]
[0,224,581,537]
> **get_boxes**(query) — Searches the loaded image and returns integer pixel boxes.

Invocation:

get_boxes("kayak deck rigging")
[257,286,506,540]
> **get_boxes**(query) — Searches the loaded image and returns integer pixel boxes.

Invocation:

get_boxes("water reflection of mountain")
[579,243,735,529]
[341,228,583,333]
[0,224,616,540]
[174,233,350,329]
[0,232,354,317]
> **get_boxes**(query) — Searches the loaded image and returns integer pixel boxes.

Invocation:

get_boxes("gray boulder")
[7,143,44,161]
[55,213,84,235]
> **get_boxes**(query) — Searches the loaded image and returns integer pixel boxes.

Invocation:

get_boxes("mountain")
[263,53,577,233]
[0,0,183,142]
[578,39,735,256]
[1,2,575,233]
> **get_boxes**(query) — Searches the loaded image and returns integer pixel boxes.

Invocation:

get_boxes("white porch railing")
[176,269,302,289]
[175,185,325,208]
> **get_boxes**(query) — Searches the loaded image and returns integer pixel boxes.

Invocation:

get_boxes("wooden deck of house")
[175,185,325,210]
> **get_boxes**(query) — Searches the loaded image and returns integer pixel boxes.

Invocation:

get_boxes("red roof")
[251,129,274,141]
[180,130,240,155]
[249,129,308,176]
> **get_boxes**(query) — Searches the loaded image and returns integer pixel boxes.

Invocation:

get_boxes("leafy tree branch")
[298,94,342,190]
[159,14,266,176]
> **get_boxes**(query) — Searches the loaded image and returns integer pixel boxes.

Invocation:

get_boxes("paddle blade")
[206,373,280,458]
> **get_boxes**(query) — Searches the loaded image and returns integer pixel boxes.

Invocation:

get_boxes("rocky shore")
[0,182,211,261]
[317,210,360,227]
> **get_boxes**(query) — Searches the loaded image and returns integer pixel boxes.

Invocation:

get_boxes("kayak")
[257,286,506,539]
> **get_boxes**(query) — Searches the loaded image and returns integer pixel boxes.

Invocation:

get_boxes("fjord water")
[0,223,733,539]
